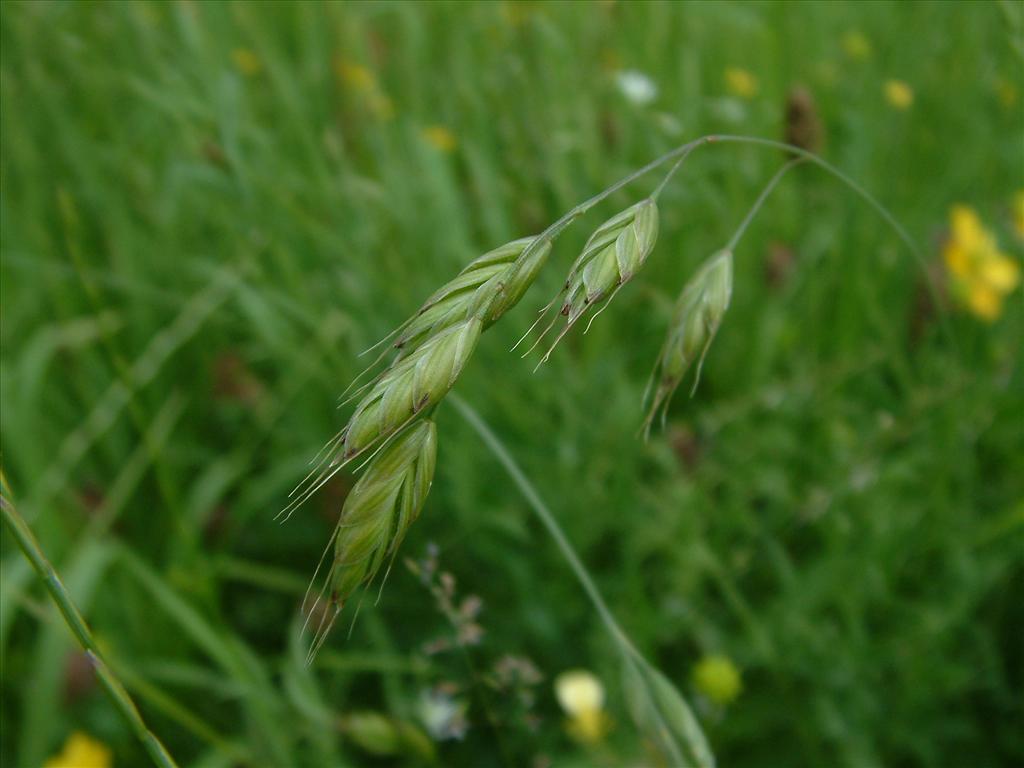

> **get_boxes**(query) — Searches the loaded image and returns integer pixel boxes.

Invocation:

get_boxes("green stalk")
[449,396,703,767]
[0,483,180,768]
[513,133,955,353]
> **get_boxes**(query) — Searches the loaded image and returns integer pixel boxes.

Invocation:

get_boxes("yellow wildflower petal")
[884,79,914,110]
[967,283,1002,322]
[566,706,612,744]
[842,31,872,60]
[950,205,987,251]
[231,48,261,77]
[421,125,456,153]
[995,77,1019,109]
[943,241,972,281]
[979,255,1021,293]
[692,654,743,705]
[724,67,758,99]
[336,60,376,91]
[44,731,113,768]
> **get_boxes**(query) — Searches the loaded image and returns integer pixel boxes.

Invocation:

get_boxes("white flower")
[555,669,604,714]
[615,69,658,106]
[417,689,468,741]
[554,669,610,743]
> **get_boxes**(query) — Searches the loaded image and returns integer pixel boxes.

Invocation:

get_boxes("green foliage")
[1,1,1021,767]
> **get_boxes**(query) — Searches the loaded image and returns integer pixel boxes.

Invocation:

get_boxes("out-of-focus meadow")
[1,1,1022,766]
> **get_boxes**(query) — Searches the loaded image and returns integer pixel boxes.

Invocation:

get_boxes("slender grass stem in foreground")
[0,480,180,768]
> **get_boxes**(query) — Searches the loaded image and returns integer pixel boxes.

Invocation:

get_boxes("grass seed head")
[331,419,437,603]
[562,198,659,321]
[622,659,715,768]
[525,198,658,364]
[643,249,733,436]
[396,236,551,354]
[345,319,481,457]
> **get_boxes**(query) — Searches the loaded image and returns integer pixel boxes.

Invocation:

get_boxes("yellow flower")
[692,654,742,705]
[421,125,457,153]
[554,669,611,744]
[884,79,914,110]
[724,67,758,99]
[1012,191,1024,241]
[967,283,1001,322]
[842,31,872,60]
[231,48,261,77]
[951,205,983,246]
[336,60,376,91]
[943,205,1021,322]
[44,732,112,768]
[334,60,395,121]
[995,77,1019,109]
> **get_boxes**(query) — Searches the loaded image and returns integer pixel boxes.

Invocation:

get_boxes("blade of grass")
[29,270,237,520]
[116,545,292,765]
[0,480,180,768]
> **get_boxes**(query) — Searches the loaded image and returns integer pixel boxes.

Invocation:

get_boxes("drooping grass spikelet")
[308,419,437,658]
[291,240,552,525]
[345,318,481,458]
[622,656,715,768]
[398,236,553,353]
[282,318,479,522]
[334,419,437,597]
[642,249,733,437]
[338,236,551,406]
[532,198,659,362]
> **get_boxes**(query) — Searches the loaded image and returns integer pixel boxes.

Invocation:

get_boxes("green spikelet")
[643,249,733,436]
[396,236,552,354]
[561,198,659,322]
[331,419,437,604]
[344,319,481,457]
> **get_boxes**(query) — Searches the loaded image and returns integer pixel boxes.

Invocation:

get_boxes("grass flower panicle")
[395,236,553,355]
[307,420,438,655]
[524,198,658,363]
[286,129,960,768]
[562,198,659,319]
[343,320,481,458]
[622,659,714,768]
[643,249,733,436]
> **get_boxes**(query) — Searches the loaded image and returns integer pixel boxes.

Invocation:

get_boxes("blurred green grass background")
[1,1,1022,766]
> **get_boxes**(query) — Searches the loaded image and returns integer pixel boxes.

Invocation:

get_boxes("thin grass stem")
[707,134,958,352]
[0,481,180,768]
[449,396,701,767]
[726,157,805,252]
